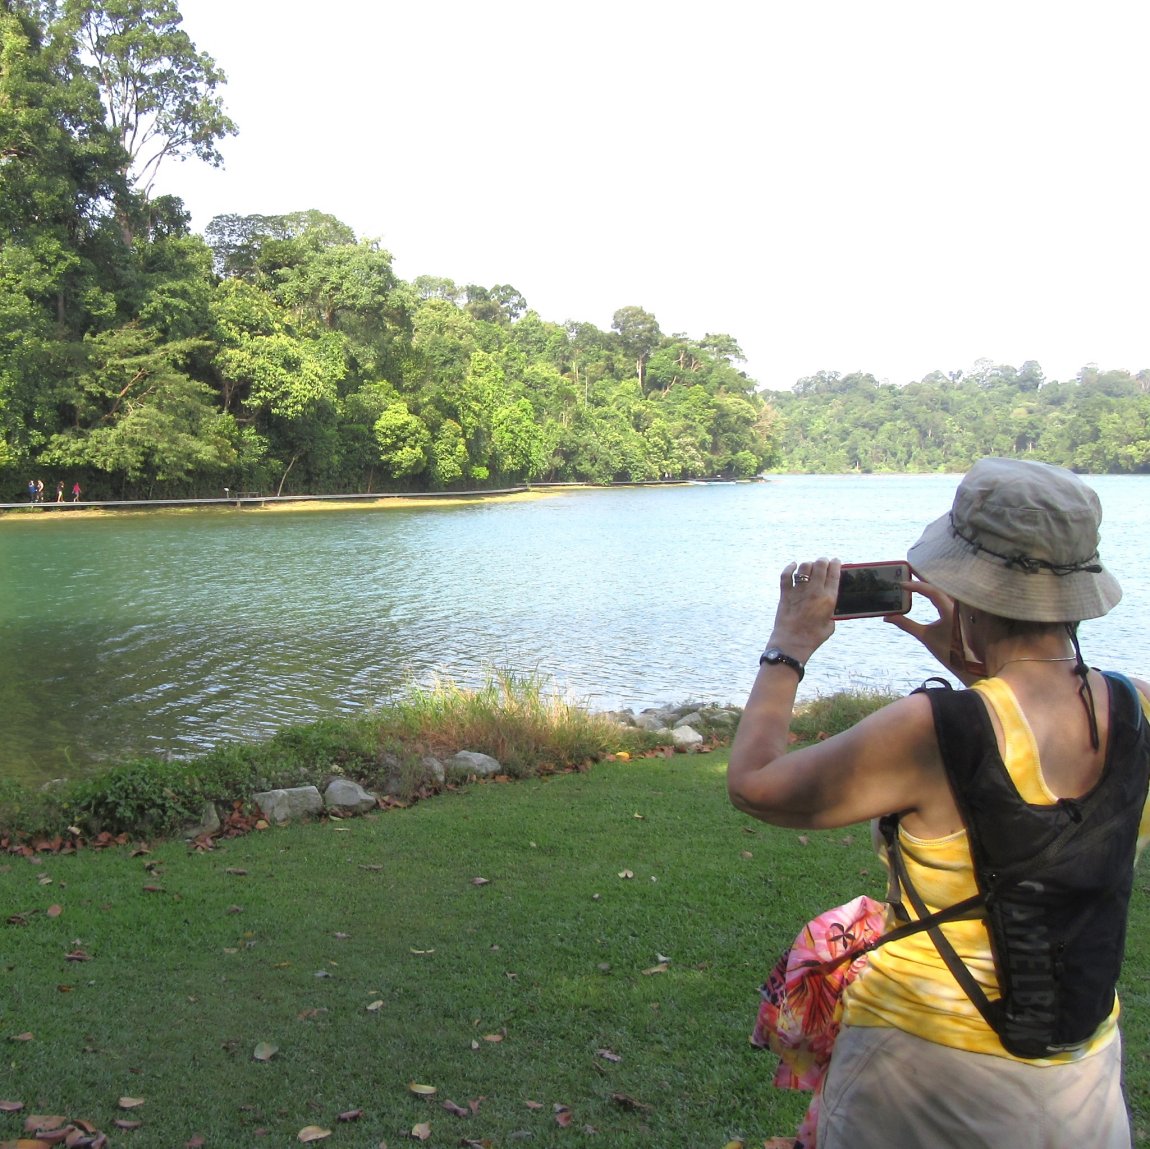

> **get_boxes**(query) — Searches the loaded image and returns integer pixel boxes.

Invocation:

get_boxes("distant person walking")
[27,479,35,503]
[34,479,44,503]
[55,481,64,503]
[71,481,81,503]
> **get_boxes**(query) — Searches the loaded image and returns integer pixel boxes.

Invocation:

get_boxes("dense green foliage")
[0,2,774,499]
[5,1,1149,501]
[773,363,1150,473]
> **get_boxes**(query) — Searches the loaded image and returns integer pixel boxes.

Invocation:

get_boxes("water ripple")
[3,477,1148,784]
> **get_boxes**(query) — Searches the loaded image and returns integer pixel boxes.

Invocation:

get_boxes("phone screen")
[833,562,911,619]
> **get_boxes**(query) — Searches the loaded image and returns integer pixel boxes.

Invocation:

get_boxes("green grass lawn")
[2,750,1148,1148]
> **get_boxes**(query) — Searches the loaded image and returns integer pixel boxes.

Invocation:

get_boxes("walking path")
[0,487,533,514]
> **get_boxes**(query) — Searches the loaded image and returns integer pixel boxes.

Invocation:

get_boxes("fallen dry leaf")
[0,1101,24,1112]
[118,1097,145,1109]
[63,950,91,962]
[595,1048,622,1062]
[442,1100,470,1117]
[366,1000,385,1012]
[640,962,669,976]
[224,867,248,876]
[24,1113,68,1132]
[617,869,634,879]
[722,1141,745,1149]
[9,1033,33,1043]
[185,1137,206,1147]
[524,1100,544,1110]
[553,1104,572,1128]
[252,1042,278,1062]
[297,1126,331,1142]
[114,1119,144,1129]
[610,1092,653,1112]
[409,948,435,955]
[46,905,62,918]
[470,876,490,886]
[482,1033,503,1043]
[409,1122,431,1141]
[797,835,810,846]
[337,1109,363,1122]
[407,1083,437,1097]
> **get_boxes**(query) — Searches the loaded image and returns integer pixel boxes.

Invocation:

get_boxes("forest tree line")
[3,1,1148,504]
[1,0,774,500]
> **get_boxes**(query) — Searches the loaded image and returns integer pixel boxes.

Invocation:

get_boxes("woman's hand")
[767,558,840,662]
[884,577,975,679]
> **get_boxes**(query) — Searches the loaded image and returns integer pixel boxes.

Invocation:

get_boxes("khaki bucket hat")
[907,457,1121,622]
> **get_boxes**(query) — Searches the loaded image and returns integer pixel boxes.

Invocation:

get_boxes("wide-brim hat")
[907,457,1121,622]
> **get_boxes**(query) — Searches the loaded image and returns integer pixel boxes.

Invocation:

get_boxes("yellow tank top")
[842,676,1150,1063]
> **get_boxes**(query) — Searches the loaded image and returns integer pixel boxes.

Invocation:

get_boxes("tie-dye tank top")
[842,676,1150,1064]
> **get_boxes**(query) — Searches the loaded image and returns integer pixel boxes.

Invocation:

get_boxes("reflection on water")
[2,476,1147,785]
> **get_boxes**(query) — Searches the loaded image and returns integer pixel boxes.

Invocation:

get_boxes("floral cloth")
[752,895,887,1148]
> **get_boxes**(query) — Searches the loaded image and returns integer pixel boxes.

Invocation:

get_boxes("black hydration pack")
[879,671,1150,1059]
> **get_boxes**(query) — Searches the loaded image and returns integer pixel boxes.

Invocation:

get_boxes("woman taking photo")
[728,457,1150,1148]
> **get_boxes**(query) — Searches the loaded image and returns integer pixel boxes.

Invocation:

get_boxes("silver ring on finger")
[795,573,811,583]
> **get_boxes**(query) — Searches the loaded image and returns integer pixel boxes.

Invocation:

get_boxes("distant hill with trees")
[772,363,1150,473]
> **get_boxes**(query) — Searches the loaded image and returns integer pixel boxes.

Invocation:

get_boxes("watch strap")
[759,647,805,682]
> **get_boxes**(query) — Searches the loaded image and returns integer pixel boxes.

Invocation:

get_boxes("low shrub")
[70,757,207,838]
[382,670,655,776]
[0,777,74,840]
[789,688,899,743]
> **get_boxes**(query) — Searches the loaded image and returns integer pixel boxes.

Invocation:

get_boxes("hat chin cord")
[1066,624,1100,752]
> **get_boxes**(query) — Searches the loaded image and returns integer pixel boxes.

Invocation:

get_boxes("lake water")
[3,475,1148,786]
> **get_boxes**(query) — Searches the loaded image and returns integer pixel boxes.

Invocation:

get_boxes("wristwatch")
[759,647,805,682]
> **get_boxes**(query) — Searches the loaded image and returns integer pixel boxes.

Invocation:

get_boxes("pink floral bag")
[751,895,887,1148]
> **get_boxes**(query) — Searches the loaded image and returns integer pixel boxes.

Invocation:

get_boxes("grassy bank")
[0,673,665,843]
[0,749,867,1148]
[2,687,1147,1147]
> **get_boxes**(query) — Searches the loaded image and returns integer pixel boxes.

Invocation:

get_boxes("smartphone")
[833,561,912,620]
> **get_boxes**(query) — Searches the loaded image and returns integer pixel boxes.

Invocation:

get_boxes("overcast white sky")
[153,0,1150,392]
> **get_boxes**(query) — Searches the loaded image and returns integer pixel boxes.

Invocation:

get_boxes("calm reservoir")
[3,475,1147,787]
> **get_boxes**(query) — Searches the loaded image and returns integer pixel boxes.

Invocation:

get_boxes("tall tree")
[57,0,237,201]
[611,305,662,392]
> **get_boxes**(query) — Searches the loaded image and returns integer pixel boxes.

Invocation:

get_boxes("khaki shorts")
[818,1025,1130,1149]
